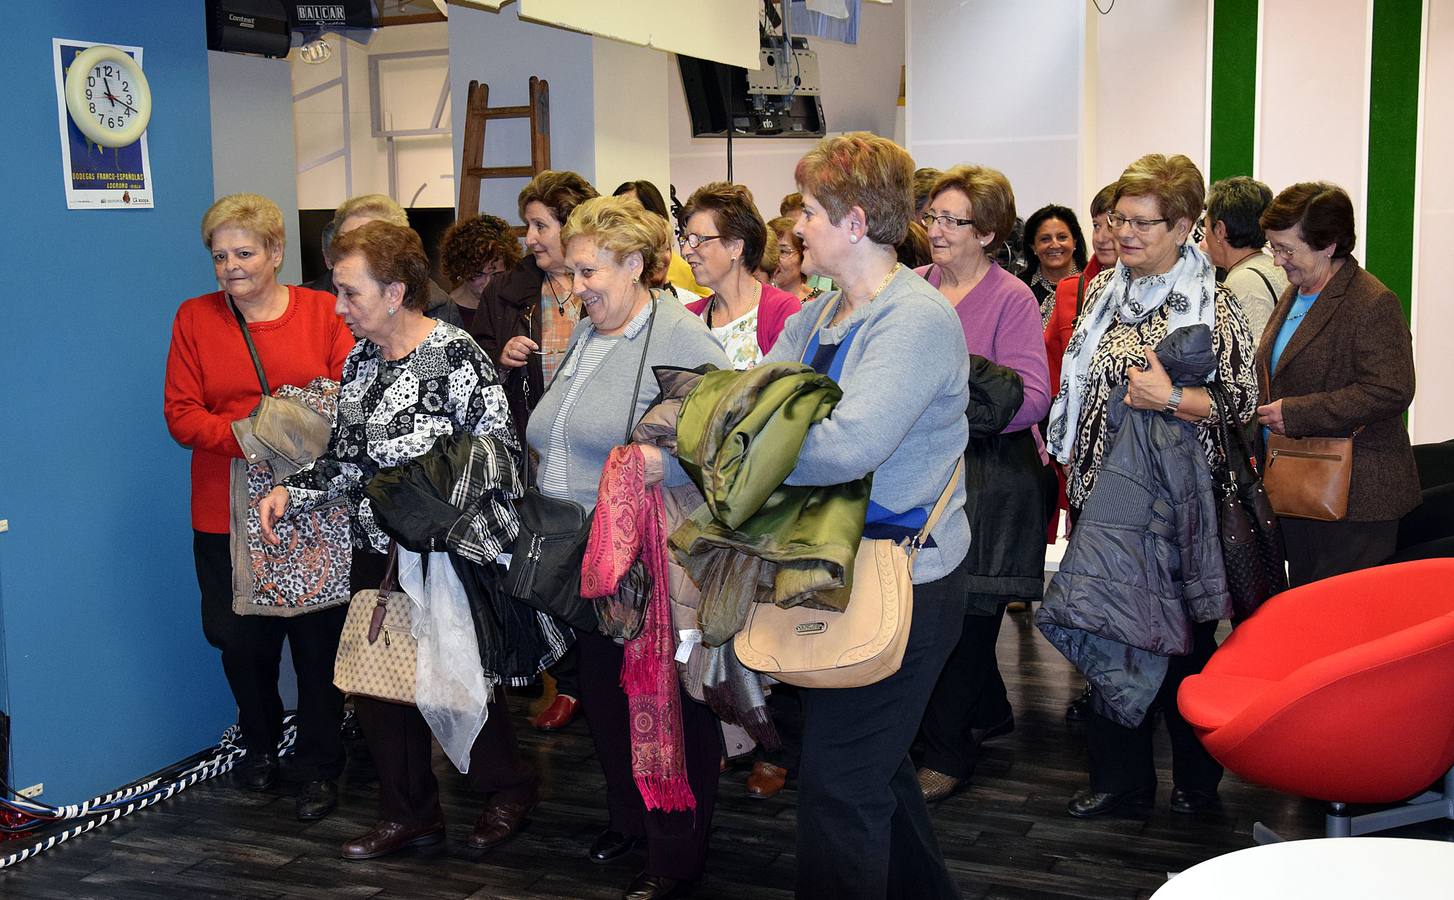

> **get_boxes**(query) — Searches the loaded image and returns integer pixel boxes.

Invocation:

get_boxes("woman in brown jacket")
[1255,182,1419,586]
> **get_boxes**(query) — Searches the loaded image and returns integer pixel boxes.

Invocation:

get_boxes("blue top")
[1269,291,1319,375]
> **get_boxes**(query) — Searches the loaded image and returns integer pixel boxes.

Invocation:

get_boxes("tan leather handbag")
[1263,429,1361,522]
[333,547,416,704]
[733,459,962,689]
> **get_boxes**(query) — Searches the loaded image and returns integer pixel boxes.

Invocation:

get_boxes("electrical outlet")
[17,784,42,799]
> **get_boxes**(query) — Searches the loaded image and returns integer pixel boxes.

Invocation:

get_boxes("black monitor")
[678,47,825,139]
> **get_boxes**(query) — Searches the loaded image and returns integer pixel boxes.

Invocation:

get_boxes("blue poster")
[52,39,154,210]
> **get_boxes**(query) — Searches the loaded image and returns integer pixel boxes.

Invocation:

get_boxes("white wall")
[449,3,596,221]
[668,0,905,218]
[209,50,303,286]
[1413,0,1453,442]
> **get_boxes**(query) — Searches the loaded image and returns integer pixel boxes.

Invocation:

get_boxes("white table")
[1151,837,1454,899]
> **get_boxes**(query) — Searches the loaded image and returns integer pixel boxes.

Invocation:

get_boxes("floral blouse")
[1064,273,1257,509]
[282,321,517,552]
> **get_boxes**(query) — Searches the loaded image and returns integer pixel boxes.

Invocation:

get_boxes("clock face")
[64,45,152,148]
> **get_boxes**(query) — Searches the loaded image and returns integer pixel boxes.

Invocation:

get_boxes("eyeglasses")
[1107,212,1170,234]
[920,213,975,230]
[678,233,723,250]
[777,247,799,258]
[1267,243,1302,259]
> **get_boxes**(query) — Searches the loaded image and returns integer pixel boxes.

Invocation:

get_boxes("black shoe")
[1170,787,1220,815]
[623,872,690,900]
[1067,785,1155,818]
[239,753,278,792]
[341,707,364,742]
[1065,687,1093,723]
[590,828,642,864]
[970,712,1015,746]
[296,779,338,820]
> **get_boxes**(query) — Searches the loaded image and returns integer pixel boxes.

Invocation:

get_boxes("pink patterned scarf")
[581,445,695,812]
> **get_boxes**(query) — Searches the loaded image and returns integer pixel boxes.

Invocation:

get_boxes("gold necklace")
[833,263,900,326]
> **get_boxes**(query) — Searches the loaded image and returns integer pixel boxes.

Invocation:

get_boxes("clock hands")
[101,76,139,116]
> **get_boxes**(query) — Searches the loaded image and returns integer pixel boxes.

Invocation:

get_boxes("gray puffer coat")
[1036,324,1232,728]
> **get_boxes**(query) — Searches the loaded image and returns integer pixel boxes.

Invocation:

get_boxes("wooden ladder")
[457,76,551,221]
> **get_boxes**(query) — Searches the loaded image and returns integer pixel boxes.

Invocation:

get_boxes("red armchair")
[1178,559,1454,839]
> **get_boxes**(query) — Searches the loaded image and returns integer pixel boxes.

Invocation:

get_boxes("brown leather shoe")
[341,819,445,860]
[746,761,787,799]
[532,694,579,731]
[467,794,538,850]
[917,767,961,803]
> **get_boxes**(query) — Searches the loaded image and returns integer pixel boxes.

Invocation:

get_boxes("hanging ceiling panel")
[518,0,760,69]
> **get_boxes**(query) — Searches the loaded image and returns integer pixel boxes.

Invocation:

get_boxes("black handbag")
[504,298,658,632]
[1210,383,1287,620]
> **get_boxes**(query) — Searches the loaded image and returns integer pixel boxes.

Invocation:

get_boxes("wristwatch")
[1164,386,1184,414]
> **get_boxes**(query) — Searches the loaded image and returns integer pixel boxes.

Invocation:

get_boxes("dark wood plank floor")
[3,611,1449,899]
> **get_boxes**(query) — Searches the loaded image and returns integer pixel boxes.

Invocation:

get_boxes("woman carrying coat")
[1255,182,1419,586]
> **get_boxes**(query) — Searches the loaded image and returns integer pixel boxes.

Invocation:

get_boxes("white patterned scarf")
[1046,242,1217,464]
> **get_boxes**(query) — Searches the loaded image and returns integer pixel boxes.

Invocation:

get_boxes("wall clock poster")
[52,38,155,210]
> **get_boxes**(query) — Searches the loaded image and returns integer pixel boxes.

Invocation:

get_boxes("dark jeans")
[576,629,721,882]
[796,553,970,900]
[194,530,347,781]
[1086,619,1222,794]
[919,604,1012,779]
[1281,517,1399,588]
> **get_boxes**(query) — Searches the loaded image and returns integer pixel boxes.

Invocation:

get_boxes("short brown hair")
[334,193,408,229]
[202,193,285,254]
[927,165,1017,253]
[561,196,672,284]
[1260,181,1356,258]
[913,167,942,208]
[680,182,768,271]
[767,216,803,255]
[779,192,804,217]
[1114,153,1205,230]
[517,170,598,226]
[794,132,915,246]
[1089,182,1118,218]
[440,214,522,286]
[896,220,932,268]
[330,221,431,311]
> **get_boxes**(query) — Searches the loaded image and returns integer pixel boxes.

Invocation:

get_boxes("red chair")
[1178,559,1454,840]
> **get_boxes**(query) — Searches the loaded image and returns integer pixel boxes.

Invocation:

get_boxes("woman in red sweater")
[164,193,355,818]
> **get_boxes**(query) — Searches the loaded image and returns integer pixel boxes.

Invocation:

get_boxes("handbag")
[504,297,658,631]
[733,458,963,689]
[333,545,417,704]
[1263,428,1362,522]
[1209,384,1286,620]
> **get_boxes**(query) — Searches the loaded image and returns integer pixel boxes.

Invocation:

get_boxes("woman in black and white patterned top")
[259,221,537,864]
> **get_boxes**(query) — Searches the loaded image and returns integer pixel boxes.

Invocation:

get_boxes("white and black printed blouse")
[1064,274,1258,510]
[282,321,516,552]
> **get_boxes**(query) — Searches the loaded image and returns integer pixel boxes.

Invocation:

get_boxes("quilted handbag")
[733,459,962,689]
[1210,384,1287,620]
[333,547,416,704]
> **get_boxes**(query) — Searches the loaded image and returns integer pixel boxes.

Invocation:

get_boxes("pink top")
[685,284,802,356]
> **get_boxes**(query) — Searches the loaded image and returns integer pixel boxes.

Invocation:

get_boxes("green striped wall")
[1365,0,1422,321]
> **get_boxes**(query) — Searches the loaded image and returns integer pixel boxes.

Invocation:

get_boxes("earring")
[849,235,860,244]
[631,275,640,284]
[980,241,988,248]
[387,306,397,317]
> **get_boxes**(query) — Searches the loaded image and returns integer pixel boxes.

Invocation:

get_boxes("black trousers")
[576,629,721,882]
[919,604,1013,779]
[1281,517,1399,588]
[796,553,970,900]
[193,530,347,781]
[1086,618,1222,794]
[547,643,582,699]
[760,683,804,771]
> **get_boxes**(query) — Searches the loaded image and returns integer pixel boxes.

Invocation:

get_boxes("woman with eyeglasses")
[767,215,819,301]
[1042,153,1256,819]
[678,183,802,371]
[1255,182,1417,586]
[913,165,1051,804]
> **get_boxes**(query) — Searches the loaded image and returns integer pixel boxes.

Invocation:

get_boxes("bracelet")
[1163,386,1184,414]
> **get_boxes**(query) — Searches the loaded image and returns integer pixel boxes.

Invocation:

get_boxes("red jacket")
[1044,257,1102,393]
[164,286,354,533]
[684,284,802,356]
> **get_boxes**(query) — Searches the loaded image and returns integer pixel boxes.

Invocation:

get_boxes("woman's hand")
[1256,399,1286,435]
[1124,348,1173,411]
[639,444,666,486]
[499,335,539,369]
[258,486,290,545]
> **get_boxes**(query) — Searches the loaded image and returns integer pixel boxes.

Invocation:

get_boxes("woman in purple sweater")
[914,165,1051,802]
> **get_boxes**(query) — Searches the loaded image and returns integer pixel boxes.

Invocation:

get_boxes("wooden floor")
[3,610,1449,899]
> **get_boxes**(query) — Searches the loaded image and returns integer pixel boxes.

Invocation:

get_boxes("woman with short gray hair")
[1203,176,1286,346]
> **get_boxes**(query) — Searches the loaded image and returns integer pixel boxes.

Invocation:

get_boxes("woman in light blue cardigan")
[760,133,971,900]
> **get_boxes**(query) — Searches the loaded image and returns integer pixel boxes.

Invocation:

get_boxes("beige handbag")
[333,547,417,704]
[1263,429,1362,522]
[733,459,963,689]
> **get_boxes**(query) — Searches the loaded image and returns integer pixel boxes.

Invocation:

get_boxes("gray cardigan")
[526,296,728,511]
[761,267,971,584]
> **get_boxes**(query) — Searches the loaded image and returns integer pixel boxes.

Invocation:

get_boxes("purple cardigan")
[685,284,802,356]
[918,262,1050,434]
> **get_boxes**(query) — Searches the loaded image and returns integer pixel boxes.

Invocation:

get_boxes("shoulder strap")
[228,297,271,397]
[624,296,659,444]
[1249,265,1276,301]
[799,296,840,365]
[908,457,964,561]
[1073,270,1088,318]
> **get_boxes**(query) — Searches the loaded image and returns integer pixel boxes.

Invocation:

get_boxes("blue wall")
[0,3,234,799]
